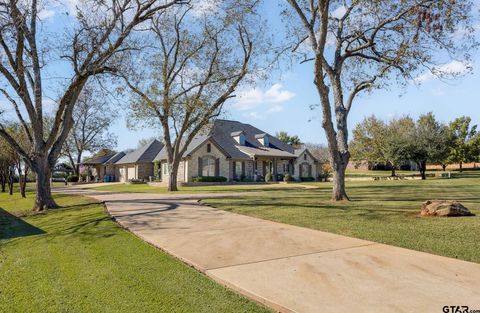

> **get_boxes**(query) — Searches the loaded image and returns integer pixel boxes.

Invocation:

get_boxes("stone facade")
[294,150,319,180]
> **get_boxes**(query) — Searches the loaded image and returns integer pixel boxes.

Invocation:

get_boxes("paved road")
[58,186,480,313]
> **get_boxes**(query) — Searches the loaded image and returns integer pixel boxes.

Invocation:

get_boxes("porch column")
[272,158,277,182]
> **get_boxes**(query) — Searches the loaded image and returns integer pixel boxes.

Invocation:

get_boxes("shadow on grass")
[0,208,46,240]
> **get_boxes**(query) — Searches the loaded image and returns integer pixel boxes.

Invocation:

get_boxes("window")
[202,157,215,176]
[207,143,211,153]
[304,154,307,161]
[162,163,169,175]
[235,162,242,176]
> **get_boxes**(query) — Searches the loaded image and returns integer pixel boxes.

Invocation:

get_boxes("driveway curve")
[58,186,480,313]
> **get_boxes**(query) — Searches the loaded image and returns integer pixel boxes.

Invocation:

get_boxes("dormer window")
[255,133,269,147]
[231,131,246,145]
[304,154,307,160]
[207,143,211,153]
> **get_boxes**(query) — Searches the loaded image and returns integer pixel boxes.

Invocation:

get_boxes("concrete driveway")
[61,187,480,313]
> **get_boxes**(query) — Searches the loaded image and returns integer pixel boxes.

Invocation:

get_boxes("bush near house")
[66,175,79,182]
[192,176,228,183]
[128,179,146,184]
[300,176,315,182]
[284,174,295,182]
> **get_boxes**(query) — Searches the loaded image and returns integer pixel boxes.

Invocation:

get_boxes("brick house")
[83,119,321,183]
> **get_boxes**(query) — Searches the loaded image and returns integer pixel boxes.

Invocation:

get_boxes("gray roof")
[105,152,126,164]
[116,140,164,164]
[154,119,296,161]
[83,150,117,165]
[294,147,319,162]
[230,131,244,136]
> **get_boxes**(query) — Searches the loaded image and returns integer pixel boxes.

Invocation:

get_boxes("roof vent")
[255,133,269,147]
[231,131,246,145]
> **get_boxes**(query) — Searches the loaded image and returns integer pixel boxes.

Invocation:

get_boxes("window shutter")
[198,157,202,176]
[309,164,312,177]
[241,162,245,175]
[232,161,236,177]
[299,164,303,177]
[215,158,220,176]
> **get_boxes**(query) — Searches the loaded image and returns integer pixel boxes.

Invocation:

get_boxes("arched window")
[202,156,216,177]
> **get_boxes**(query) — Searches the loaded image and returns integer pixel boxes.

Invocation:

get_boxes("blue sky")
[109,1,480,151]
[1,1,478,152]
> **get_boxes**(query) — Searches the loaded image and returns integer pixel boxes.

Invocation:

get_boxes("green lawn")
[91,182,306,194]
[202,172,480,263]
[0,190,270,313]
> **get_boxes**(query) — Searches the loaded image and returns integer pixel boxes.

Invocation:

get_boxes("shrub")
[128,179,145,184]
[192,176,227,183]
[284,174,294,182]
[241,176,254,182]
[265,172,273,182]
[66,175,79,182]
[300,176,315,182]
[153,161,160,180]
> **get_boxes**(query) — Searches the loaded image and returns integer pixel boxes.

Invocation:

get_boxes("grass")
[91,182,306,194]
[202,171,480,263]
[0,189,270,313]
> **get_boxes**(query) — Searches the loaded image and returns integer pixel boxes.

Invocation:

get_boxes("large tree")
[124,0,265,191]
[446,116,479,171]
[283,0,476,200]
[62,85,118,176]
[406,113,450,179]
[0,0,184,210]
[350,115,415,176]
[276,131,303,147]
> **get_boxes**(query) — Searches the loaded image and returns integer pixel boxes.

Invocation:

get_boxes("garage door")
[127,166,136,180]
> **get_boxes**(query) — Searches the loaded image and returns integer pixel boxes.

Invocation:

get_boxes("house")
[82,149,125,182]
[82,119,321,184]
[153,119,321,185]
[114,140,164,182]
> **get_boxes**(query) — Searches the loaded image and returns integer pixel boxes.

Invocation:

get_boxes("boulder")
[420,200,475,217]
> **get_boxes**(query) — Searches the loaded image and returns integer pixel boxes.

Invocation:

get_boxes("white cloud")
[330,5,346,19]
[415,60,472,82]
[233,84,295,111]
[244,111,262,119]
[191,0,222,18]
[38,8,55,20]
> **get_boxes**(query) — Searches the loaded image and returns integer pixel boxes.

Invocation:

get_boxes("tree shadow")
[0,208,46,240]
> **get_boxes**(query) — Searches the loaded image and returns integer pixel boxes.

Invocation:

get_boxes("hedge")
[192,176,227,183]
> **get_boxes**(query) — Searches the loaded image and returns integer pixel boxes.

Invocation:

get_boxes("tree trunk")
[332,163,349,201]
[167,159,181,192]
[442,164,447,171]
[0,171,5,192]
[167,168,178,192]
[459,162,463,172]
[33,161,57,211]
[7,167,14,195]
[391,166,396,177]
[420,161,427,180]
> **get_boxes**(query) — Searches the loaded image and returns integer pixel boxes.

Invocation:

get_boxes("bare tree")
[0,0,185,210]
[62,85,118,176]
[283,0,476,200]
[124,0,266,191]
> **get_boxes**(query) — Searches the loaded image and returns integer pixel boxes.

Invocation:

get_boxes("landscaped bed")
[0,189,270,313]
[202,171,480,263]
